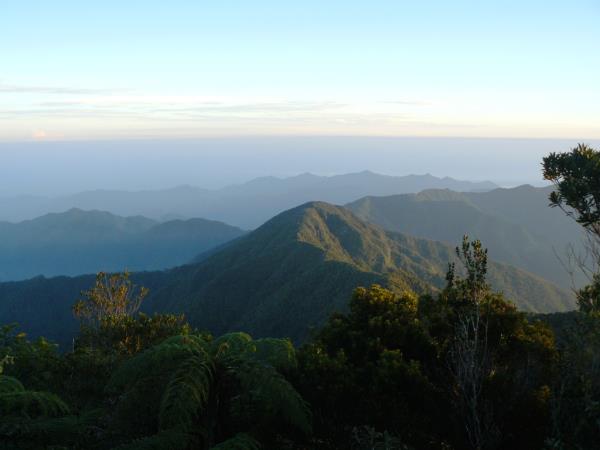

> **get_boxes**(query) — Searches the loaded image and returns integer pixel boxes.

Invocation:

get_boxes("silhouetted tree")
[543,144,600,448]
[446,237,495,450]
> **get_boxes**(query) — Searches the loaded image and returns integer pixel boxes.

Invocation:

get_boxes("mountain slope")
[0,209,246,281]
[346,189,576,289]
[0,172,497,228]
[0,202,574,347]
[463,185,584,248]
[145,202,574,342]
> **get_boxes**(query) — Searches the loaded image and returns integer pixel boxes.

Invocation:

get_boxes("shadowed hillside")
[0,209,246,281]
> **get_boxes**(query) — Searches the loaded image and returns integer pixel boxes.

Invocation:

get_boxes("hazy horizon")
[3,2,599,198]
[2,136,598,197]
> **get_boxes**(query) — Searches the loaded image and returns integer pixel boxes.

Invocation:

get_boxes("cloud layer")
[1,81,598,141]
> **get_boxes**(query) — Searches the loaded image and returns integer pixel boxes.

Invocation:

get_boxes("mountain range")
[0,172,497,228]
[0,201,574,348]
[347,186,585,290]
[0,209,245,281]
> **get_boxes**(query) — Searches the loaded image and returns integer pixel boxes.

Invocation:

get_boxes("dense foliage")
[296,239,557,450]
[0,256,598,449]
[0,277,311,450]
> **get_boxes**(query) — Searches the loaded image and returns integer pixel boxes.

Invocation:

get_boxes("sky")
[1,0,599,142]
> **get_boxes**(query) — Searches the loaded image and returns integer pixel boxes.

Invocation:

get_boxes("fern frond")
[0,412,95,441]
[0,375,24,394]
[108,342,200,391]
[0,391,70,418]
[209,432,261,450]
[234,362,312,435]
[159,334,209,351]
[212,332,253,359]
[252,338,297,371]
[159,353,215,430]
[112,426,191,450]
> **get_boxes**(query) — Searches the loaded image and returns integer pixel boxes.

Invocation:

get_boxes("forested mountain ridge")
[0,201,574,347]
[0,208,246,281]
[146,202,573,341]
[347,185,585,290]
[0,171,497,228]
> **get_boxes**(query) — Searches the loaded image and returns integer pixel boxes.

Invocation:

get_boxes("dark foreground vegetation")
[1,145,599,449]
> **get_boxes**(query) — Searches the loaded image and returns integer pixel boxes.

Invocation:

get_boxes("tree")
[75,312,192,356]
[543,143,600,232]
[63,274,196,415]
[442,237,556,450]
[297,285,444,449]
[543,144,600,448]
[73,272,192,356]
[446,237,495,450]
[73,272,148,327]
[0,324,61,393]
[543,143,600,312]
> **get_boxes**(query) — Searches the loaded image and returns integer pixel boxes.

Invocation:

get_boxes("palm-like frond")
[212,332,253,359]
[0,391,70,418]
[109,333,311,449]
[0,410,99,442]
[112,426,191,450]
[209,432,262,450]
[252,338,297,372]
[159,353,214,430]
[108,341,199,392]
[0,375,24,394]
[160,334,209,351]
[234,361,312,435]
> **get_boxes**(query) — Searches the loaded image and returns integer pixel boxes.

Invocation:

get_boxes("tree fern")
[233,361,312,435]
[0,375,93,449]
[0,375,24,394]
[159,353,214,430]
[212,332,253,359]
[209,432,261,450]
[0,390,70,418]
[108,341,202,392]
[0,411,99,444]
[160,334,209,351]
[252,338,297,372]
[109,333,311,449]
[111,425,192,450]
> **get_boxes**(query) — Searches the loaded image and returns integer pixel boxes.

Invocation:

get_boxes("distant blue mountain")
[0,172,497,229]
[0,209,246,281]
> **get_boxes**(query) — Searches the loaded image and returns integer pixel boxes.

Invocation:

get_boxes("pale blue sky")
[1,1,599,141]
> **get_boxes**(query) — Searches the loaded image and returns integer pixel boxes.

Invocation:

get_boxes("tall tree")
[446,237,495,450]
[543,143,600,312]
[73,272,148,327]
[543,144,600,447]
